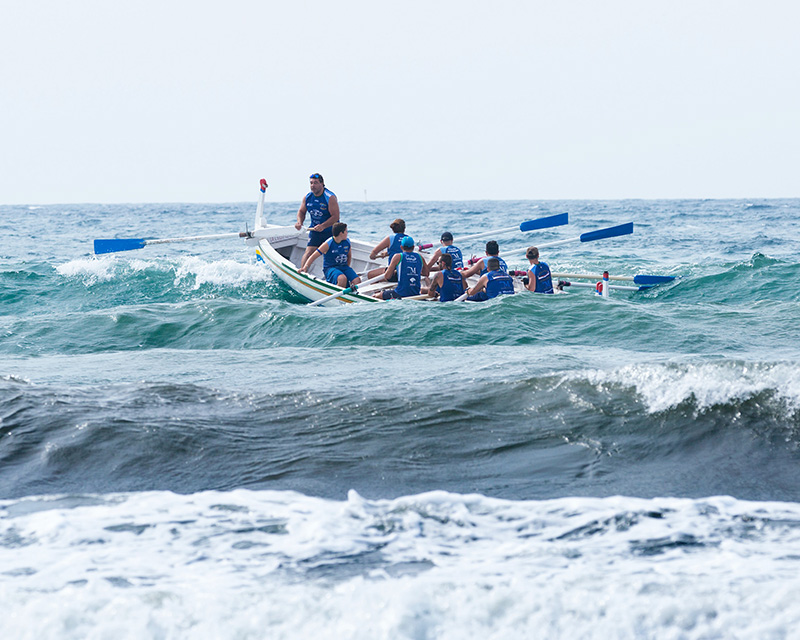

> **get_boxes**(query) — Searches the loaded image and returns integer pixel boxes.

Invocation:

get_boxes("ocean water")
[2,197,800,638]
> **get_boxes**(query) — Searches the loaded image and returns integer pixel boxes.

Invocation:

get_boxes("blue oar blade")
[579,222,633,243]
[93,238,147,254]
[519,212,568,232]
[633,274,675,285]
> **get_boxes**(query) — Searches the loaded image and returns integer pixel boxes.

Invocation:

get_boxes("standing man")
[295,173,340,267]
[524,246,554,294]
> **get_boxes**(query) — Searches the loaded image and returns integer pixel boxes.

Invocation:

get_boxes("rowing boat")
[246,183,568,306]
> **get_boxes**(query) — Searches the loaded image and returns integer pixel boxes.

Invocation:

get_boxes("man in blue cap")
[295,173,340,268]
[374,235,430,299]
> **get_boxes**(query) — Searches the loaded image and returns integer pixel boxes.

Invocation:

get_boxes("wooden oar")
[308,273,387,307]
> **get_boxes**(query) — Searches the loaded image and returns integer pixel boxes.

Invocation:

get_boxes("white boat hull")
[248,225,385,306]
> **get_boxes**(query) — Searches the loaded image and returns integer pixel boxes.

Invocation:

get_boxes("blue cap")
[401,236,415,249]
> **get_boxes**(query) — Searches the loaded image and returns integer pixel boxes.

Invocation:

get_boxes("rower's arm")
[300,243,327,272]
[370,237,390,260]
[426,249,442,270]
[295,199,307,230]
[427,272,443,298]
[467,274,488,297]
[460,260,482,278]
[384,253,402,281]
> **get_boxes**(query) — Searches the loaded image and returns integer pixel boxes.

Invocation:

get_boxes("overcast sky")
[2,1,798,204]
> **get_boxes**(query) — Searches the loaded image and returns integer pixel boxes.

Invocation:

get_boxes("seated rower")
[366,218,407,281]
[460,240,509,278]
[427,253,468,302]
[465,256,515,302]
[426,231,464,271]
[299,222,361,289]
[524,246,554,294]
[374,235,430,299]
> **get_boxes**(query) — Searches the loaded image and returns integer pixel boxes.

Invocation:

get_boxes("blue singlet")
[438,268,465,302]
[485,269,515,298]
[322,237,350,271]
[387,233,408,262]
[480,256,509,275]
[394,252,423,297]
[441,245,464,270]
[305,189,335,227]
[305,189,336,246]
[528,261,554,294]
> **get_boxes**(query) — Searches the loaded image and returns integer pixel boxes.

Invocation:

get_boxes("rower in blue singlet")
[428,253,468,301]
[375,236,430,299]
[426,231,464,271]
[460,240,509,279]
[465,256,516,302]
[524,246,554,294]
[295,172,341,268]
[299,222,360,288]
[367,218,407,281]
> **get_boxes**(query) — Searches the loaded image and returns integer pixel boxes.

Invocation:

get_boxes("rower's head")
[486,240,499,256]
[439,253,453,270]
[309,173,324,195]
[390,219,406,233]
[401,236,415,251]
[526,246,540,263]
[440,231,453,246]
[487,257,501,272]
[332,222,347,241]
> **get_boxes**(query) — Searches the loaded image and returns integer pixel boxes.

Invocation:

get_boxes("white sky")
[1,0,798,204]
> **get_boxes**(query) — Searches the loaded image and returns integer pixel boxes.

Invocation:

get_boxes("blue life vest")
[322,237,350,271]
[305,189,335,227]
[387,233,408,262]
[529,261,554,294]
[395,252,423,297]
[441,245,464,270]
[481,256,508,275]
[485,270,515,299]
[439,268,465,302]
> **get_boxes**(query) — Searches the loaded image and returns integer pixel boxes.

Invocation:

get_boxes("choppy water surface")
[2,198,800,638]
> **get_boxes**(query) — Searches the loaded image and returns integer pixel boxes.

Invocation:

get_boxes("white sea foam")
[174,256,270,288]
[578,360,800,414]
[2,489,800,639]
[56,255,270,289]
[56,257,119,283]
